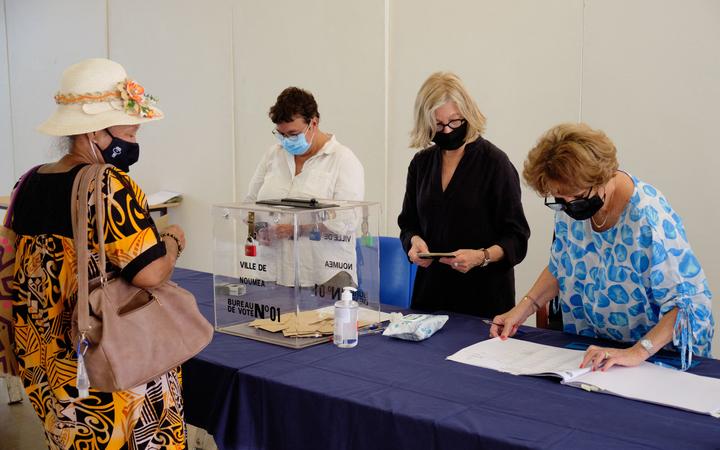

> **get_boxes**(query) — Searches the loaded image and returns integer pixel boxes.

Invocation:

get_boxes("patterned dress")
[549,174,714,369]
[10,164,186,449]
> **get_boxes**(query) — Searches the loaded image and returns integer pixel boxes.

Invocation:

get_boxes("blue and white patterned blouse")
[548,174,714,370]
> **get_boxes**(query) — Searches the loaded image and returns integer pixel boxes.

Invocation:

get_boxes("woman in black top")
[398,72,530,318]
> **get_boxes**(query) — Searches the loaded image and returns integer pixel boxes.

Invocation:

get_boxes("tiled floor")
[0,378,47,449]
[0,377,218,450]
[0,378,219,450]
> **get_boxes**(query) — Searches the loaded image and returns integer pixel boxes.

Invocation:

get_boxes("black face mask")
[545,189,605,221]
[432,121,468,151]
[100,130,140,172]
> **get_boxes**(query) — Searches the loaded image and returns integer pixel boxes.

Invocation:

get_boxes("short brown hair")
[409,72,486,149]
[268,87,319,124]
[523,123,619,196]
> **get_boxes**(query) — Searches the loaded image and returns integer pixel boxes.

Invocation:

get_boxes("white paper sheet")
[447,338,720,417]
[147,190,182,205]
[447,337,588,378]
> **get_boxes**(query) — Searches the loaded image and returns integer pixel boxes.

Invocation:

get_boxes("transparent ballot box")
[212,200,381,348]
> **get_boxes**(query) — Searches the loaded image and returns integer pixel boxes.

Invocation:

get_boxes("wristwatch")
[480,248,491,267]
[639,338,654,355]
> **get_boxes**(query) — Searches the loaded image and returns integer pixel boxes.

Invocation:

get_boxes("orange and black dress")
[10,164,186,450]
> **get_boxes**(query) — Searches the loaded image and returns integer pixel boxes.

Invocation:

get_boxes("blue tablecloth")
[174,268,720,450]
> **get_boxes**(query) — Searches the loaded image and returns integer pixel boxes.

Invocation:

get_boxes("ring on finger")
[604,351,610,360]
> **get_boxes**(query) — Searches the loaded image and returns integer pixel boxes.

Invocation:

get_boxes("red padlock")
[245,239,257,257]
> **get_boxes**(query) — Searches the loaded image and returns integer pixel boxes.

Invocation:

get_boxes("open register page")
[447,337,720,417]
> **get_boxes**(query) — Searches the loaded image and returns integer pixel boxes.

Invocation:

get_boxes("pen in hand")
[482,319,525,337]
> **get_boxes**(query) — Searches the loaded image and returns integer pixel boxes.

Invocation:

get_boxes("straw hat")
[38,58,163,136]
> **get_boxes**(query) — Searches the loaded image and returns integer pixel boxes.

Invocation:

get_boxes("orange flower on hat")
[125,80,145,103]
[116,78,159,118]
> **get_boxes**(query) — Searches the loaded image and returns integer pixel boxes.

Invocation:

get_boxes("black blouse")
[398,136,530,318]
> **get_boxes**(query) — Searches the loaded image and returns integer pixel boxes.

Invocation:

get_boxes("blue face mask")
[277,124,314,156]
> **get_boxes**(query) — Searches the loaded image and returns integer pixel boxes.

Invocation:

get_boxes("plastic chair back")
[379,236,416,308]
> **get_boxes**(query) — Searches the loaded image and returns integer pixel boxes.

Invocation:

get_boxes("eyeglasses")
[272,123,310,141]
[435,119,466,133]
[544,188,595,212]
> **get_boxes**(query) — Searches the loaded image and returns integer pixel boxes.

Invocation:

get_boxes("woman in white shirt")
[245,87,365,287]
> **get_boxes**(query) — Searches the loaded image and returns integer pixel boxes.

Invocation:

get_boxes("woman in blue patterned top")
[490,123,714,371]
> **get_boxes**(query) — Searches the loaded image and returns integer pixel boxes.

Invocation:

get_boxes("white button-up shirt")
[245,135,364,203]
[244,135,365,287]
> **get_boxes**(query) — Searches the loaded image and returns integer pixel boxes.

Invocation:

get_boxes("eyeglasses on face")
[435,119,466,133]
[544,188,595,212]
[272,123,310,141]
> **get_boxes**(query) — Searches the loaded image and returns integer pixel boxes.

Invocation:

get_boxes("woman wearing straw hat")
[7,59,187,449]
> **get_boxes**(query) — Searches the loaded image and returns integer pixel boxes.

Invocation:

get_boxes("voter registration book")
[447,337,720,417]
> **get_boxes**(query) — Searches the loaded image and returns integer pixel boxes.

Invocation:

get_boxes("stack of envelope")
[249,308,375,338]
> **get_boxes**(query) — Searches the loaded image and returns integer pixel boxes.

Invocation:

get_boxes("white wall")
[107,0,235,271]
[581,1,720,345]
[3,0,106,178]
[1,0,718,349]
[232,0,387,205]
[387,0,584,315]
[0,0,13,188]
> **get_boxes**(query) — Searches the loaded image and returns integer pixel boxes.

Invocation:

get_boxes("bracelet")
[160,232,183,258]
[479,248,491,267]
[522,294,541,313]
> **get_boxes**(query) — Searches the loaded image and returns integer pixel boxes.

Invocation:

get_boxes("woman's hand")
[580,345,649,371]
[408,235,432,268]
[161,224,186,252]
[489,297,535,339]
[134,224,185,288]
[439,249,484,273]
[271,224,294,239]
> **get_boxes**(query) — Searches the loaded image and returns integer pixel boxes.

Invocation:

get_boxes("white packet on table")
[382,313,449,341]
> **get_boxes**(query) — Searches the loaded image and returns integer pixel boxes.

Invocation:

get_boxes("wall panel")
[108,0,235,272]
[0,0,14,192]
[582,0,720,350]
[387,0,584,301]
[4,0,106,180]
[232,0,387,207]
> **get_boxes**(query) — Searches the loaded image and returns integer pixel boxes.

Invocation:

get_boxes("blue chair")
[379,236,417,308]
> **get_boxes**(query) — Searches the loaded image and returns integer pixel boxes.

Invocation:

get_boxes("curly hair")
[268,87,320,124]
[523,123,619,196]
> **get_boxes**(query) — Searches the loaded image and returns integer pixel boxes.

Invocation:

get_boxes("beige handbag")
[71,164,213,394]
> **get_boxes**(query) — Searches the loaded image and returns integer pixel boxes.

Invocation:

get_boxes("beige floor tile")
[0,377,47,449]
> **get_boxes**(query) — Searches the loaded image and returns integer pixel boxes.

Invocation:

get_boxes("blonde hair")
[523,123,619,196]
[409,72,486,149]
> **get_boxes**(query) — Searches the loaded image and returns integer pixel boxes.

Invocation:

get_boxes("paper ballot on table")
[146,190,182,205]
[447,338,720,417]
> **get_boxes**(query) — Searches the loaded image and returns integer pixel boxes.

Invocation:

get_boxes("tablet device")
[417,252,456,260]
[256,198,339,209]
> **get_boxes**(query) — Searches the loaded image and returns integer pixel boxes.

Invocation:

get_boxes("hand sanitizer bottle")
[334,287,358,348]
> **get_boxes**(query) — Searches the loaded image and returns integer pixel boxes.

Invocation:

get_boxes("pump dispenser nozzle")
[341,286,357,305]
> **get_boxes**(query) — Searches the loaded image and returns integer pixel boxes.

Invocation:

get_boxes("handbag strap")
[72,164,113,334]
[3,165,42,228]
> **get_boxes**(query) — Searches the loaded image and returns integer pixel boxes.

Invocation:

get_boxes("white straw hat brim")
[37,58,163,136]
[37,103,163,136]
